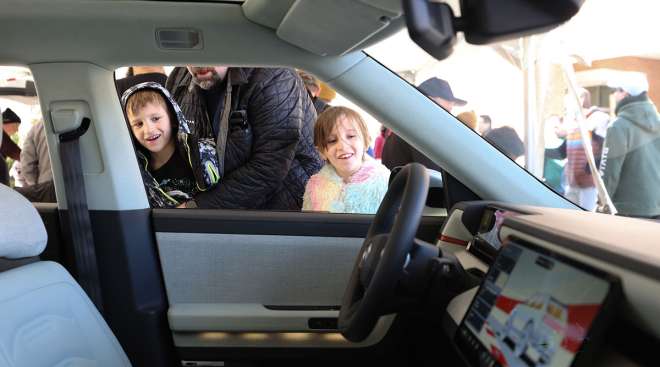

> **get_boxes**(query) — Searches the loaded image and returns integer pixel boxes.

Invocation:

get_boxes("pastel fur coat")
[302,158,390,214]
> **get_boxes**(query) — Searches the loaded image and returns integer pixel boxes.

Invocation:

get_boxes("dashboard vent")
[156,29,203,50]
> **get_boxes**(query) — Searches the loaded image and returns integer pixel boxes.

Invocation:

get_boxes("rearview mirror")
[403,0,585,60]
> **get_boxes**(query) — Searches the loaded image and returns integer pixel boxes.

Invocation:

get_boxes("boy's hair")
[125,89,169,120]
[314,106,370,151]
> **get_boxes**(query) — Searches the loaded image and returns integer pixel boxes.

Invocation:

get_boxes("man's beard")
[187,67,223,90]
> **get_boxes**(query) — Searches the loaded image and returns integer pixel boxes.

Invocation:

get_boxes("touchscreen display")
[456,241,612,367]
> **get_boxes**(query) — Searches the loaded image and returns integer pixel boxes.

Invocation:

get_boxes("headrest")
[0,184,47,258]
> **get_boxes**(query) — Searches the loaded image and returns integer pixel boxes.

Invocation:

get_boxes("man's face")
[3,122,19,135]
[612,88,628,103]
[430,96,455,113]
[186,66,229,90]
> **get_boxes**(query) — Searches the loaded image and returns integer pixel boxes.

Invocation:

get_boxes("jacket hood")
[617,97,660,133]
[120,81,192,134]
[122,81,221,205]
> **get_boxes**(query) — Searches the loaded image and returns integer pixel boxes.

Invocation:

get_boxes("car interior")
[0,0,659,366]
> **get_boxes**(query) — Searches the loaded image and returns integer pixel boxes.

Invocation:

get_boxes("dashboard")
[438,202,660,367]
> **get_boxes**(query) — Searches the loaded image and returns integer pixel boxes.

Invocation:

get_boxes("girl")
[303,106,390,214]
[121,82,219,208]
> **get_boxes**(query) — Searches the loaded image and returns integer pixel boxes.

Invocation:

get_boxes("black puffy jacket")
[166,67,322,210]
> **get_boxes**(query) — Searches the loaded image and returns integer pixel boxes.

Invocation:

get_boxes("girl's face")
[320,115,366,179]
[128,102,174,156]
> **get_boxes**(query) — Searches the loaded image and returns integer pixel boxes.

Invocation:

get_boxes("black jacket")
[166,67,322,210]
[381,133,442,172]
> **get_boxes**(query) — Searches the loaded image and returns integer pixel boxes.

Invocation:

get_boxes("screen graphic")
[456,242,611,367]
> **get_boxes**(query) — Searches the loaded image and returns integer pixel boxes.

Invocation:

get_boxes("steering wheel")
[338,163,429,342]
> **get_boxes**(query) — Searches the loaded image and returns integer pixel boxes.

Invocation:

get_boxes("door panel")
[152,209,445,362]
[158,232,359,306]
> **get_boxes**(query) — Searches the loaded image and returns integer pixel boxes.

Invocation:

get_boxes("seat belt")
[58,117,104,312]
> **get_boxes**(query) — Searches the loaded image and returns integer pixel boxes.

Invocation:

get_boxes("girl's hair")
[314,106,370,151]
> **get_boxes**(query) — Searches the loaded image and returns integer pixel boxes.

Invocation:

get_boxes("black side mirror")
[403,0,585,60]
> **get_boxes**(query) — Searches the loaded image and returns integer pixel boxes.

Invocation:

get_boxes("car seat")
[0,184,131,366]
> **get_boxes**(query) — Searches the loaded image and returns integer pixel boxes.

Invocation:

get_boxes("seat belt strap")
[58,117,104,312]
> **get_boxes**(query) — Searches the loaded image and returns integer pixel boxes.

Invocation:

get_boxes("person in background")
[457,110,478,131]
[373,125,390,159]
[558,88,609,211]
[1,108,22,185]
[484,126,525,161]
[116,66,168,97]
[382,77,466,171]
[166,66,322,210]
[318,80,336,106]
[601,74,660,218]
[543,115,567,195]
[298,70,329,114]
[478,114,492,135]
[1,108,21,162]
[21,121,52,186]
[303,106,390,214]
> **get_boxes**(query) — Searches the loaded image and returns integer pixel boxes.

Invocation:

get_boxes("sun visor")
[274,0,402,56]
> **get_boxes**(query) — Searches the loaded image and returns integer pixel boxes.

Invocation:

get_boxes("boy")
[121,82,219,208]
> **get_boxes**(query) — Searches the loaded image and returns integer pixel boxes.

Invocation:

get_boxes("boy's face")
[128,102,174,155]
[320,115,366,179]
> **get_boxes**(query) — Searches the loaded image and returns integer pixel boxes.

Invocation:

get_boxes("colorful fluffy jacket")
[302,158,390,214]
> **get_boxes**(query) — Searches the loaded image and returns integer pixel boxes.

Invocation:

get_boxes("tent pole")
[522,37,540,176]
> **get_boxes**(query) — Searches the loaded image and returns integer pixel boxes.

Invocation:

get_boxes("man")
[600,74,660,218]
[1,108,22,185]
[381,77,466,171]
[478,114,492,135]
[484,126,524,161]
[21,121,52,186]
[557,88,609,211]
[1,108,21,162]
[166,66,322,210]
[297,70,329,114]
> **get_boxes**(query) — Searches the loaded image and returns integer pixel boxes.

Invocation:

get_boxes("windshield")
[366,0,660,218]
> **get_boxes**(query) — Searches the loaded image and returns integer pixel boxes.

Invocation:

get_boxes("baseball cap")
[418,77,467,106]
[607,73,648,97]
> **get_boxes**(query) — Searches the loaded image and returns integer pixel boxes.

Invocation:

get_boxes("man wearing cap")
[1,108,22,185]
[1,108,21,161]
[381,77,466,171]
[600,74,660,218]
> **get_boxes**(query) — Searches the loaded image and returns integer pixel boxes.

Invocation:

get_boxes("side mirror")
[403,0,585,60]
